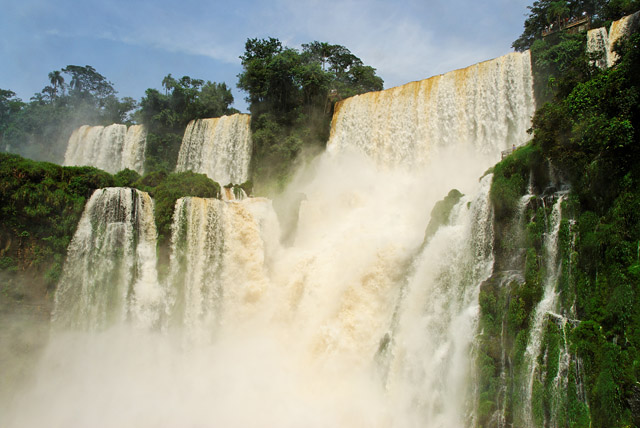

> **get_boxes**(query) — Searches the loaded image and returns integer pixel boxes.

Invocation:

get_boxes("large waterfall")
[63,124,147,174]
[175,114,252,185]
[328,51,535,171]
[5,50,538,428]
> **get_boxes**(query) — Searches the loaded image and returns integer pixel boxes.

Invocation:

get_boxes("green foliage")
[237,37,383,192]
[490,143,545,223]
[531,32,640,212]
[137,75,238,173]
[114,169,142,187]
[512,0,621,52]
[531,32,594,102]
[0,153,115,290]
[138,171,220,244]
[1,65,138,163]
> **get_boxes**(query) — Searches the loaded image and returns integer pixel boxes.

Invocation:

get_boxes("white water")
[587,11,640,68]
[175,114,252,185]
[608,11,640,66]
[165,196,278,344]
[587,27,610,69]
[51,187,162,330]
[383,174,495,427]
[328,51,535,173]
[521,193,566,427]
[64,124,147,174]
[5,50,535,428]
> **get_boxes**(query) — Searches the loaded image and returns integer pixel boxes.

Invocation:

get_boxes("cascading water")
[328,51,535,171]
[52,187,162,330]
[64,124,147,174]
[165,196,277,343]
[521,192,566,427]
[586,11,640,69]
[587,27,610,69]
[607,11,640,66]
[382,174,495,427]
[5,50,538,428]
[175,114,252,185]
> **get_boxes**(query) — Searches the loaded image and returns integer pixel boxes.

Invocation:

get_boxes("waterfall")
[7,49,540,428]
[175,114,252,185]
[328,51,535,172]
[521,192,566,426]
[586,11,640,69]
[587,27,610,69]
[383,174,495,426]
[608,11,640,66]
[64,124,147,174]
[52,187,162,330]
[165,196,277,342]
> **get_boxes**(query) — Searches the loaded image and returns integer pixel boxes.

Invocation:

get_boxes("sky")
[1,0,533,113]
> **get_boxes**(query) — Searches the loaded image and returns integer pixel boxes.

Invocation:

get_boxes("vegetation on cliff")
[512,0,639,52]
[0,153,115,299]
[0,153,221,302]
[477,21,640,427]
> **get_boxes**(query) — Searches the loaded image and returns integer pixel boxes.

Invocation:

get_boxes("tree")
[0,89,25,146]
[237,37,383,190]
[62,65,116,106]
[547,1,571,25]
[512,0,638,52]
[137,74,237,172]
[3,66,137,163]
[48,70,64,99]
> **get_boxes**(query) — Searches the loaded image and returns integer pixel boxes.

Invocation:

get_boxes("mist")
[1,49,535,427]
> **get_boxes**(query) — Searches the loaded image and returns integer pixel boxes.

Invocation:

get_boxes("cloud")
[37,0,521,89]
[243,0,510,89]
[2,0,531,103]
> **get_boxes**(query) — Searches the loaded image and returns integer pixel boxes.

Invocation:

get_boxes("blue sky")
[1,0,532,113]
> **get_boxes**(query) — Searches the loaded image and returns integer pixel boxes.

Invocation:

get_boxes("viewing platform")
[542,15,591,37]
[501,146,516,160]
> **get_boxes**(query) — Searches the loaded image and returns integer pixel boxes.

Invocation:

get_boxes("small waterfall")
[221,185,248,201]
[175,114,252,185]
[608,11,640,66]
[52,187,162,330]
[122,125,147,174]
[586,11,640,69]
[521,192,566,426]
[165,196,277,342]
[587,27,610,69]
[64,124,147,174]
[327,51,535,171]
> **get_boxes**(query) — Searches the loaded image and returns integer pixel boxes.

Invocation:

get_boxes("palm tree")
[48,70,64,99]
